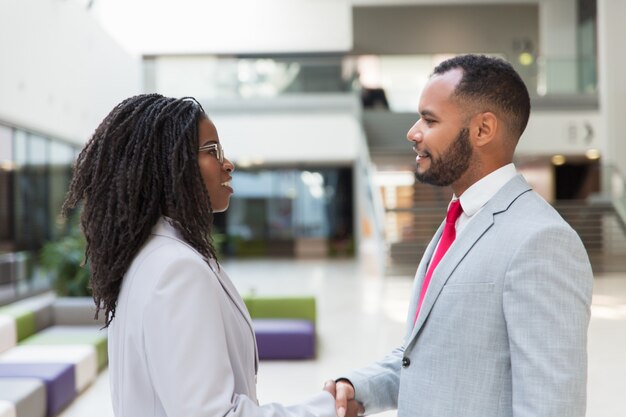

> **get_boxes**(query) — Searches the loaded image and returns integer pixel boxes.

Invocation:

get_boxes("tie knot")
[446,200,463,224]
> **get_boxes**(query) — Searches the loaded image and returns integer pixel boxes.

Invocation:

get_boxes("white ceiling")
[87,0,545,55]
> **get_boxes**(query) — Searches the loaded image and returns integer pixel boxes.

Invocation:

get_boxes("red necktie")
[414,200,463,324]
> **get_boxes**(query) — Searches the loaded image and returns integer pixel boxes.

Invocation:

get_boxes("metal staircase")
[384,186,626,276]
[553,200,626,273]
[385,182,451,277]
[361,110,626,275]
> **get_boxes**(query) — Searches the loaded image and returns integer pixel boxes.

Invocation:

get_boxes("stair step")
[384,200,626,276]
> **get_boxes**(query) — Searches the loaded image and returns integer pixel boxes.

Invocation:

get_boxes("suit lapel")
[407,175,532,345]
[404,223,443,339]
[409,213,495,340]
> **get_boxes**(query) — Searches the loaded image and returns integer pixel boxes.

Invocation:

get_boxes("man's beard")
[415,128,473,187]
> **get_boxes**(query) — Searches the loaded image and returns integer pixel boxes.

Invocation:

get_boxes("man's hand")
[323,379,364,417]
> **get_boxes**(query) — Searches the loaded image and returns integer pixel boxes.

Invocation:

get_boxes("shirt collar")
[152,216,183,240]
[455,163,518,217]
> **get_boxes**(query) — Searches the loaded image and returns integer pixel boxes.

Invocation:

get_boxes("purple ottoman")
[252,319,315,360]
[0,363,75,416]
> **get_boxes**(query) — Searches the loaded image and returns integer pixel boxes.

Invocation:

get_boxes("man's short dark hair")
[433,54,531,141]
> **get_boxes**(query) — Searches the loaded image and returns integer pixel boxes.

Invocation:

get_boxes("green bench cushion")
[243,296,316,324]
[0,308,36,343]
[0,294,56,342]
[19,326,108,371]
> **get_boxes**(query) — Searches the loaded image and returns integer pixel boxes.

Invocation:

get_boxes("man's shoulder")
[515,189,566,221]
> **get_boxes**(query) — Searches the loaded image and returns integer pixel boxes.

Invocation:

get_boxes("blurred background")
[0,1,625,416]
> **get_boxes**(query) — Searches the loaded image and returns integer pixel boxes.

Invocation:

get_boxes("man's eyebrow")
[418,110,437,119]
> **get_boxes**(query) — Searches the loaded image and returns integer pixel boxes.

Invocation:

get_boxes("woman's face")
[197,117,235,213]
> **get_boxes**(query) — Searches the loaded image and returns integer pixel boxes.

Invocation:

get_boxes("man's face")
[407,69,474,188]
[414,127,472,186]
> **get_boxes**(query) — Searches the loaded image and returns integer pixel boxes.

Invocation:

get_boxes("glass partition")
[215,166,354,257]
[14,134,50,250]
[0,125,14,253]
[0,122,81,305]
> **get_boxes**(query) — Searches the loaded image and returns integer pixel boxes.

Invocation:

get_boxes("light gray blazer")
[108,218,336,417]
[345,175,593,417]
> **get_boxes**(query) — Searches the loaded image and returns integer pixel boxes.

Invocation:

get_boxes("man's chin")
[414,172,431,185]
[414,166,431,181]
[415,171,450,187]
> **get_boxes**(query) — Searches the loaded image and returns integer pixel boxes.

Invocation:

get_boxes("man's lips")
[413,146,430,162]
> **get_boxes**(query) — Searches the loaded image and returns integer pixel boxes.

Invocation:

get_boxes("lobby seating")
[0,364,73,417]
[0,293,317,415]
[0,378,46,417]
[253,319,316,359]
[0,295,105,416]
[244,295,317,360]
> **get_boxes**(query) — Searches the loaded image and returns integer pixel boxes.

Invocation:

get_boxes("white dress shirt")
[454,163,518,236]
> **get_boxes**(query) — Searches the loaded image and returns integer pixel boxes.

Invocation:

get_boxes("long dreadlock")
[63,94,218,327]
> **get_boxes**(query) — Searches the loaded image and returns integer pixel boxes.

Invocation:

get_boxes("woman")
[63,94,336,417]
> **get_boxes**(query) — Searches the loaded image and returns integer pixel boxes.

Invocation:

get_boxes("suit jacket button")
[402,357,410,368]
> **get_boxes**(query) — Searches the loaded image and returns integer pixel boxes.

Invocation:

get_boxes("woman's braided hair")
[63,93,218,327]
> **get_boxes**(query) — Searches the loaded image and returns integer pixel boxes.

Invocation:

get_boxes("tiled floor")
[59,259,626,417]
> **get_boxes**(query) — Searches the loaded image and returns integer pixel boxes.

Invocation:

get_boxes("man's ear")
[472,111,497,147]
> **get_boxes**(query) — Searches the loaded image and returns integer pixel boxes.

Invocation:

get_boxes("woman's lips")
[221,180,233,193]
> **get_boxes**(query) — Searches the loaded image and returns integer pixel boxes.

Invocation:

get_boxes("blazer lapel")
[205,259,260,372]
[152,218,259,371]
[407,175,532,344]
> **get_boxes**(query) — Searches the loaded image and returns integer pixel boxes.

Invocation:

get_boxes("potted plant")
[39,226,91,297]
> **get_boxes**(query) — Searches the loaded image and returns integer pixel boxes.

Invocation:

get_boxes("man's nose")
[407,120,422,143]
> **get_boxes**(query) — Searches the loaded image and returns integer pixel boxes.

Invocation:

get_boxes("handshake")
[322,379,365,417]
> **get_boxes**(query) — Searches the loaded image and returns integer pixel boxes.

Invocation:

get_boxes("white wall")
[518,111,604,157]
[598,0,626,179]
[93,0,352,55]
[199,94,362,165]
[538,0,577,57]
[0,0,141,144]
[210,112,361,165]
[351,0,537,4]
[538,0,578,93]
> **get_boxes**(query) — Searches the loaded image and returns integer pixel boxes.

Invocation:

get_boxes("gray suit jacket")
[108,218,336,417]
[345,175,593,417]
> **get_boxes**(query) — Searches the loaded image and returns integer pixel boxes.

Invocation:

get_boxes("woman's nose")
[223,158,235,173]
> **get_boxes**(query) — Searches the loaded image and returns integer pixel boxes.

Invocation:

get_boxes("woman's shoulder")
[124,233,207,284]
[135,234,209,270]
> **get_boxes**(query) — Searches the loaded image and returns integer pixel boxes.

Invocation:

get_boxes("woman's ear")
[472,111,497,147]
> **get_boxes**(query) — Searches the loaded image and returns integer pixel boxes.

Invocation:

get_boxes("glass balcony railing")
[537,55,597,96]
[602,165,626,225]
[144,55,353,100]
[144,53,598,112]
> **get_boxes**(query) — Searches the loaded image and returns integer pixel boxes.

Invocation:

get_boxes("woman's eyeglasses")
[198,143,225,164]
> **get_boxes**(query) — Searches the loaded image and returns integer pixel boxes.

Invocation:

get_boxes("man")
[324,55,593,417]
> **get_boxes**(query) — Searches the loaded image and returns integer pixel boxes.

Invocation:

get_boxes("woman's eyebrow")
[199,139,218,147]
